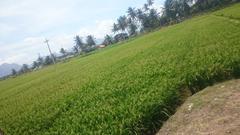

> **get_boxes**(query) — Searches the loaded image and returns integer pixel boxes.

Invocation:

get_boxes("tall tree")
[164,0,178,20]
[148,8,160,28]
[127,7,139,34]
[44,56,53,65]
[20,64,29,73]
[73,46,79,54]
[86,35,96,47]
[37,56,44,67]
[112,23,120,34]
[11,69,17,76]
[127,7,137,20]
[32,61,39,69]
[103,35,114,45]
[137,9,145,20]
[75,35,85,52]
[117,16,128,33]
[136,8,147,24]
[60,48,67,56]
[144,3,150,11]
[128,21,138,36]
[147,0,154,6]
[179,0,191,17]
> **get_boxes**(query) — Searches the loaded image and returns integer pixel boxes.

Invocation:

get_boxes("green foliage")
[117,16,129,32]
[60,48,67,56]
[11,69,17,76]
[103,35,114,45]
[32,61,39,69]
[112,0,238,42]
[191,0,233,13]
[127,7,137,20]
[44,56,54,65]
[75,35,86,53]
[0,4,240,135]
[114,33,129,42]
[37,56,44,66]
[19,64,29,74]
[128,22,138,36]
[112,23,120,33]
[86,35,96,47]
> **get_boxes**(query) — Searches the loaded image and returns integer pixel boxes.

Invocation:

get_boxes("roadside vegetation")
[158,79,240,135]
[0,1,240,135]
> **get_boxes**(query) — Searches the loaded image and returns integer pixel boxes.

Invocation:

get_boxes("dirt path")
[157,79,240,135]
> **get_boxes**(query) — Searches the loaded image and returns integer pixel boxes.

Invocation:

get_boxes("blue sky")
[0,0,164,65]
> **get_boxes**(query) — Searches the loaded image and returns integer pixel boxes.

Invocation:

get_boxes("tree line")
[10,0,239,77]
[10,35,97,77]
[102,0,238,45]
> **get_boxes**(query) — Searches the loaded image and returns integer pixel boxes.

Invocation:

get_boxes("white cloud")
[0,0,164,65]
[0,0,76,38]
[0,37,45,65]
[0,54,29,65]
[78,19,114,39]
[23,37,44,44]
[0,23,17,36]
[0,19,114,65]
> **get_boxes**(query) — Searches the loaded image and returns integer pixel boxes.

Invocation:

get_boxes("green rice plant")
[0,3,240,135]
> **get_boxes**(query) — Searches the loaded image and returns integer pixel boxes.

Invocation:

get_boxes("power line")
[44,39,56,64]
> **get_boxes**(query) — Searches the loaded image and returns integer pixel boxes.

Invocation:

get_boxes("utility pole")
[44,39,56,64]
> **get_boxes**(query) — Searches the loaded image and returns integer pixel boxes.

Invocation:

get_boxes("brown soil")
[157,79,240,135]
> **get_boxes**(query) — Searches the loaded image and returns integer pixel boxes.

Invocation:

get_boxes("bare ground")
[157,79,240,135]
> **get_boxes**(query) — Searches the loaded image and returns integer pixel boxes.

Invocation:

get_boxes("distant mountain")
[0,63,21,78]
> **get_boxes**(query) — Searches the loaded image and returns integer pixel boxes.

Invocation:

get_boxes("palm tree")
[136,8,147,31]
[147,0,154,6]
[60,48,67,56]
[112,23,120,34]
[73,46,79,54]
[32,61,39,69]
[86,35,96,47]
[179,0,191,17]
[117,16,128,33]
[11,69,17,76]
[127,7,137,20]
[44,56,53,65]
[37,56,44,66]
[21,64,29,73]
[75,35,85,51]
[144,3,149,12]
[148,8,160,28]
[164,0,177,20]
[128,22,138,36]
[136,8,145,20]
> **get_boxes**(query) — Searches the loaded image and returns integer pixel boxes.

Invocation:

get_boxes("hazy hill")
[0,63,21,77]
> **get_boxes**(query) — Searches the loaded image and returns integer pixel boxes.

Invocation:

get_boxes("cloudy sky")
[0,0,164,65]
